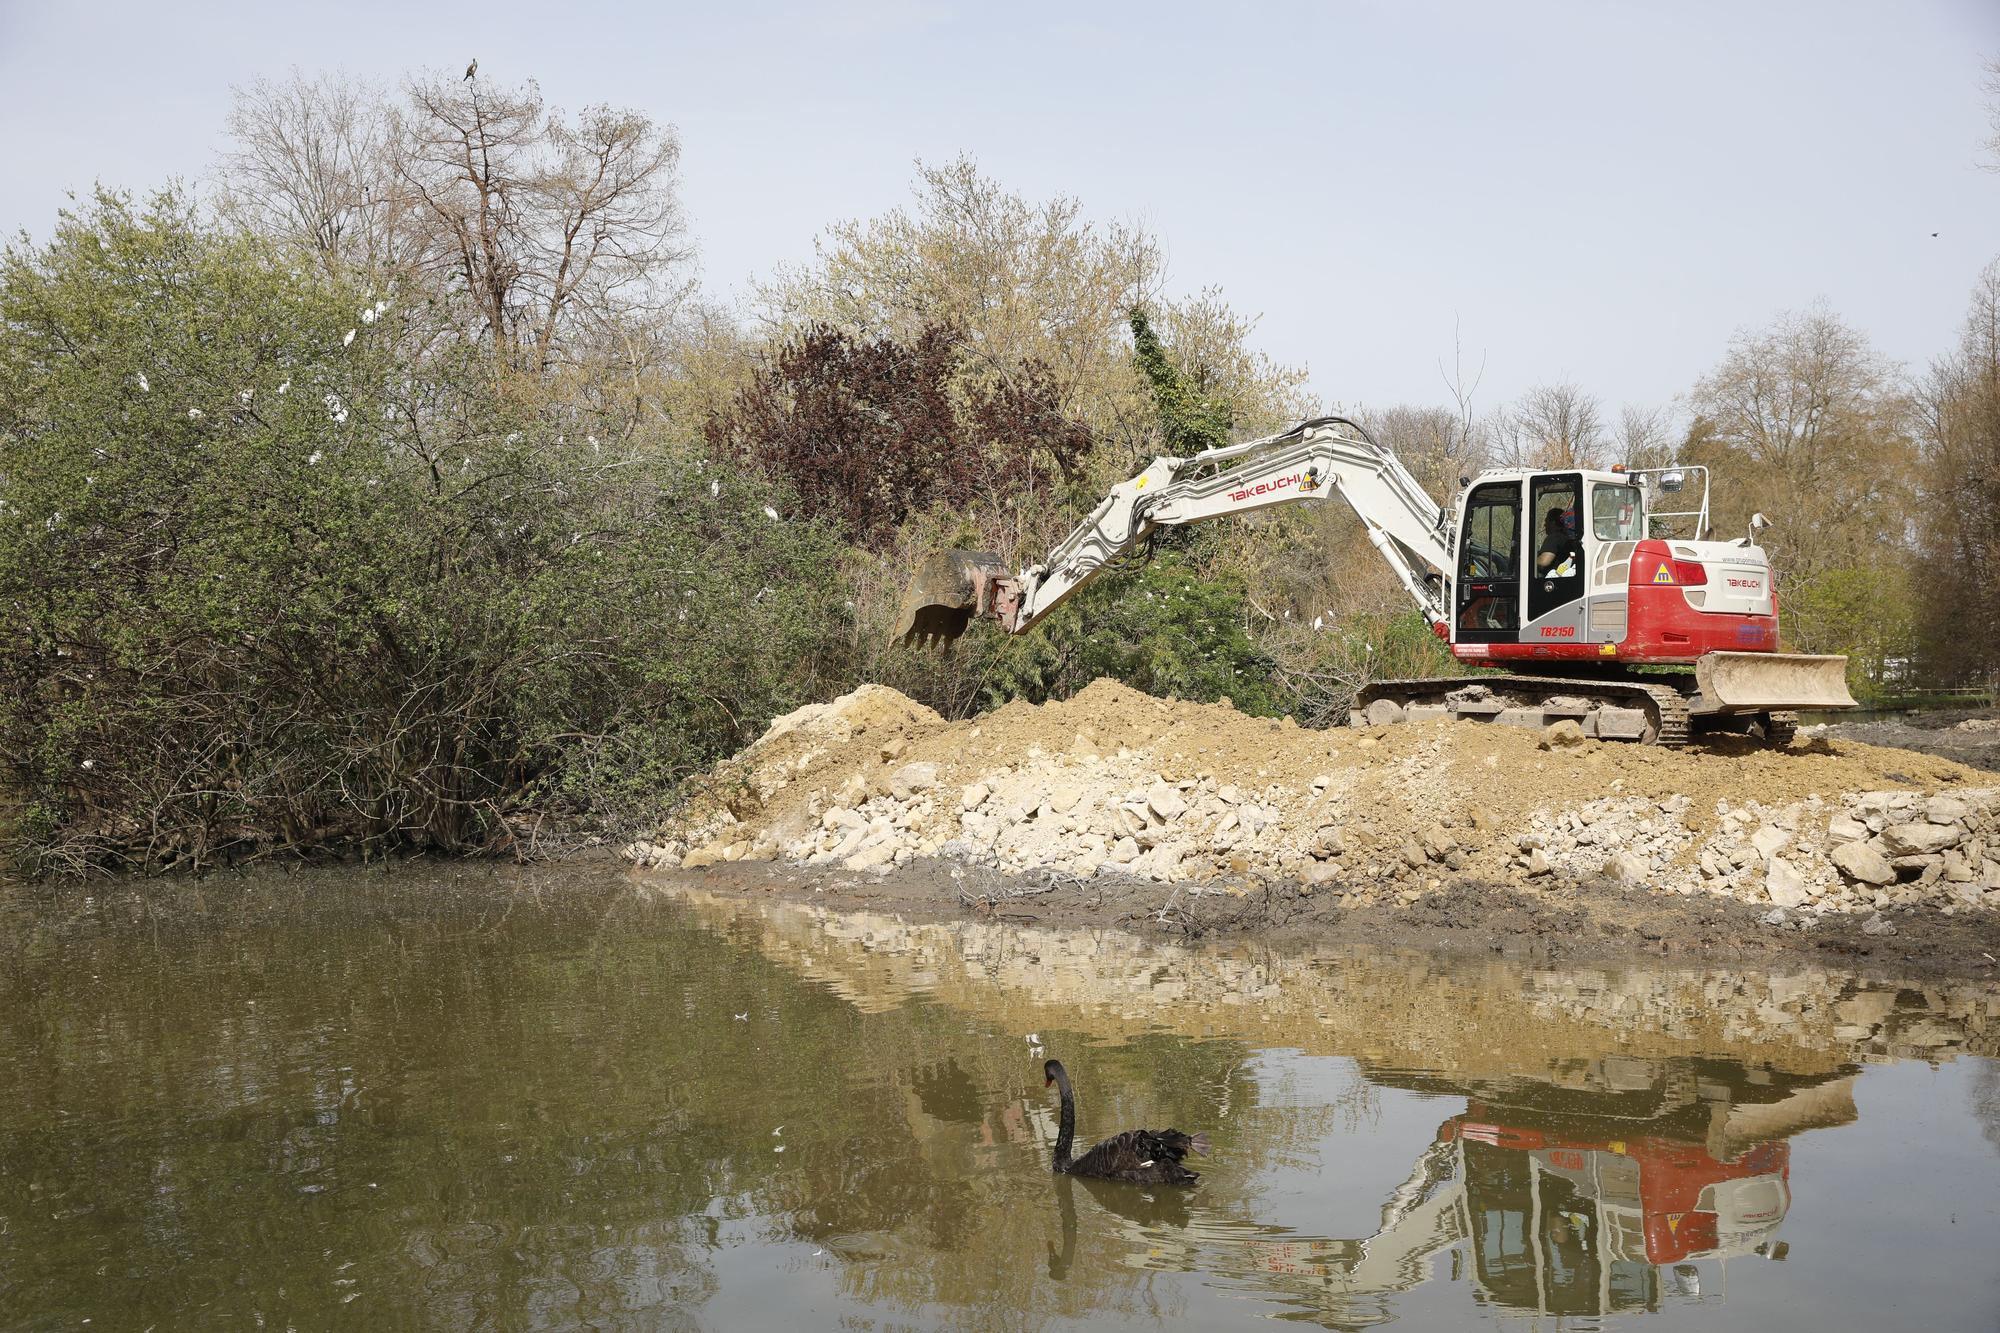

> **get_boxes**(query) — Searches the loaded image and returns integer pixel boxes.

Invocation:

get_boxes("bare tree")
[1359,404,1490,497]
[1616,404,1677,470]
[396,75,690,372]
[1690,305,1901,495]
[1686,304,1915,665]
[757,155,1173,454]
[1913,261,2000,686]
[1496,381,1606,469]
[1985,56,2000,169]
[219,73,411,276]
[221,71,692,375]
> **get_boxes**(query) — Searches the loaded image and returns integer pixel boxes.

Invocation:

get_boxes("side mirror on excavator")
[1749,512,1772,542]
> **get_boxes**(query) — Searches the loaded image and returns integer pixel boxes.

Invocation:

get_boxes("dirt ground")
[665,853,2000,984]
[1818,708,2000,773]
[634,684,2000,980]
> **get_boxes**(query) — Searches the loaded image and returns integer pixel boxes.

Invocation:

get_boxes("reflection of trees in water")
[0,876,848,1325]
[0,873,1335,1329]
[1974,1060,2000,1160]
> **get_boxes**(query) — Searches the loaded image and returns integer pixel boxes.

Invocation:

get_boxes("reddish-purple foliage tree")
[705,323,1091,547]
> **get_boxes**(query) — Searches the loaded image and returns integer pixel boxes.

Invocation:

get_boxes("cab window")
[1592,483,1642,541]
[1460,484,1518,579]
[1531,478,1582,578]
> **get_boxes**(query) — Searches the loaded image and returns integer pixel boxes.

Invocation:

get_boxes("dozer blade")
[1693,651,1858,713]
[893,549,1009,646]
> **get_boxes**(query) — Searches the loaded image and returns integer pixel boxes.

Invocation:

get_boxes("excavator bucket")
[1694,651,1858,713]
[893,550,1009,646]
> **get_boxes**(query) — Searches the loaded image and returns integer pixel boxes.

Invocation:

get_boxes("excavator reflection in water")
[1049,1055,1853,1325]
[1441,1102,1789,1318]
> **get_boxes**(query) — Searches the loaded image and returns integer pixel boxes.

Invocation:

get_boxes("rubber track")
[1361,675,1693,748]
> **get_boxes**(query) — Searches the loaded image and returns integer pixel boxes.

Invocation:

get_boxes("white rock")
[889,762,938,800]
[1879,822,1959,856]
[1765,858,1809,909]
[1925,795,1969,826]
[1750,826,1791,860]
[1826,815,1868,844]
[845,841,897,871]
[1830,840,1896,885]
[1608,851,1650,885]
[960,783,990,811]
[1147,783,1188,822]
[1041,783,1081,814]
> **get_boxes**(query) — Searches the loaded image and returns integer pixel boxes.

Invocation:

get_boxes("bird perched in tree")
[464,58,478,81]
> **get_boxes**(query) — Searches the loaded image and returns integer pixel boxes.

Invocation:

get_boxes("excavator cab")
[1453,472,1610,648]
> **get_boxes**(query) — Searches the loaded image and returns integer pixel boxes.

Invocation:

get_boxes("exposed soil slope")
[635,681,1999,931]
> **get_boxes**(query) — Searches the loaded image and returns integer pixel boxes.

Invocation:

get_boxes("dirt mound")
[634,680,1998,920]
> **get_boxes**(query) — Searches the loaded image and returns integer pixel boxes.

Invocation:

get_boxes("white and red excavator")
[895,415,1856,746]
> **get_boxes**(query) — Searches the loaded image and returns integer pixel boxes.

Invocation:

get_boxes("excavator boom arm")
[1005,417,1451,633]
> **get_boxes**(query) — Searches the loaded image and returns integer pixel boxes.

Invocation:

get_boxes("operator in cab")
[1537,507,1581,578]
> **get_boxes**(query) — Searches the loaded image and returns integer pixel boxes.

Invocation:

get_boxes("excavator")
[894,415,1857,746]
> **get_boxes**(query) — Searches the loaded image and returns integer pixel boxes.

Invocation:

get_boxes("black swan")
[1043,1059,1209,1184]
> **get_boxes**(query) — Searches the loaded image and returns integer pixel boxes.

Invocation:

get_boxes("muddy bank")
[1817,708,2000,773]
[668,855,2000,982]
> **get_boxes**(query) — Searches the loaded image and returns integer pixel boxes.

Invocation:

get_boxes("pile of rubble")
[628,680,1999,919]
[1516,787,1999,920]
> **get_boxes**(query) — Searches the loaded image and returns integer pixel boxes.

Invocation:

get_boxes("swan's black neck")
[1049,1063,1076,1171]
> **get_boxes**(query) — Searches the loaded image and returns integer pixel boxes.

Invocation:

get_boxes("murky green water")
[2,863,1997,1330]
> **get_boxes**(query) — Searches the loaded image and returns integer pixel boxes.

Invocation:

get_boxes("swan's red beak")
[1044,1076,1053,1087]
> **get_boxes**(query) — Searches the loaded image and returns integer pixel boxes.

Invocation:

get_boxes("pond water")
[2,862,1997,1330]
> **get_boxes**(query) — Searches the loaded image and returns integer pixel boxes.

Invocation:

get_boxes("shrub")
[0,193,849,872]
[1266,609,1465,727]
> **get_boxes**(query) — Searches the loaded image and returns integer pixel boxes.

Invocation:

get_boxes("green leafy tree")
[1071,558,1284,712]
[1129,308,1232,456]
[0,192,847,873]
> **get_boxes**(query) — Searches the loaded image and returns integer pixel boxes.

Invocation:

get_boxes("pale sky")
[2,0,1995,421]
